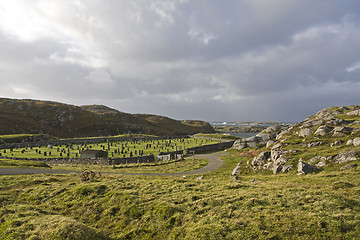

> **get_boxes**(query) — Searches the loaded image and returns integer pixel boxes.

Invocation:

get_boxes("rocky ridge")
[232,105,360,175]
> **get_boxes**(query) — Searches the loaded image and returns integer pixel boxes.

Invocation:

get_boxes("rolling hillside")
[0,98,215,138]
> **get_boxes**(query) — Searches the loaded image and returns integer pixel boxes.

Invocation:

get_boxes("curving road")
[0,152,226,176]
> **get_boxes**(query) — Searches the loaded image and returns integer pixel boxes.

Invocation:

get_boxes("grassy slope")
[0,159,50,168]
[0,98,215,138]
[1,150,359,239]
[134,114,214,136]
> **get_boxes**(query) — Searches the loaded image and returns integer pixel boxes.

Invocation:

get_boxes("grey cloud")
[0,0,360,122]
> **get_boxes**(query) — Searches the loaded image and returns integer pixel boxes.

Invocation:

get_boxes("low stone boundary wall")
[185,141,235,154]
[3,154,156,165]
[109,155,155,165]
[43,158,110,165]
[157,150,184,161]
[1,140,234,165]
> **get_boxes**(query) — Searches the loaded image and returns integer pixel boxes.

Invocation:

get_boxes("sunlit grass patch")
[1,150,360,239]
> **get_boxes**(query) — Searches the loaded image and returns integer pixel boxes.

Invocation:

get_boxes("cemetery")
[0,136,232,165]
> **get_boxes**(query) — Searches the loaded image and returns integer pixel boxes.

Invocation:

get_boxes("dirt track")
[0,152,226,176]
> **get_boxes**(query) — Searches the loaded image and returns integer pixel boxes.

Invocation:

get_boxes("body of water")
[225,132,258,138]
[209,121,296,139]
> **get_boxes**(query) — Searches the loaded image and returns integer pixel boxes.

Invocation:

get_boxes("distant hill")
[0,98,215,138]
[134,114,215,136]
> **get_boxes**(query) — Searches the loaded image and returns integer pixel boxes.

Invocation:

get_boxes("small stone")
[315,162,326,168]
[353,138,360,147]
[282,165,293,173]
[196,176,204,180]
[330,140,343,147]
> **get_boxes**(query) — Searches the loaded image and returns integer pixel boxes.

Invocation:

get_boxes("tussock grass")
[52,157,208,173]
[1,151,360,239]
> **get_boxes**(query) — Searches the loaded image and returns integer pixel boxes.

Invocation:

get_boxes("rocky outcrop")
[347,109,360,116]
[314,125,332,136]
[251,151,270,169]
[231,105,360,175]
[230,162,242,176]
[232,124,290,150]
[332,151,360,164]
[298,128,313,137]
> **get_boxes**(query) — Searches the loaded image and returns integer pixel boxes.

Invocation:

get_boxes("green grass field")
[0,137,221,159]
[0,148,359,239]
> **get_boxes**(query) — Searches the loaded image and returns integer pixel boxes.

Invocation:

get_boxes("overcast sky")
[0,0,359,122]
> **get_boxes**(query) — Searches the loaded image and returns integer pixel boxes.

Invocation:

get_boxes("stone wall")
[109,155,155,165]
[43,158,111,165]
[185,141,235,154]
[157,150,184,161]
[3,154,155,165]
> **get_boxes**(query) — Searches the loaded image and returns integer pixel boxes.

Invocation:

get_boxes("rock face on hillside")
[0,98,215,138]
[232,124,291,149]
[232,105,360,175]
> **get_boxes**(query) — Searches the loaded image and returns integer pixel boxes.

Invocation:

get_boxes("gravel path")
[0,152,226,176]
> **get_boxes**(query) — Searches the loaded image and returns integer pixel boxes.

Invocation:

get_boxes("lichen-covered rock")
[330,140,343,147]
[282,165,293,173]
[263,162,274,170]
[314,125,332,136]
[331,126,353,137]
[301,119,323,128]
[309,156,321,165]
[271,142,283,150]
[298,160,318,174]
[231,162,242,176]
[347,109,360,116]
[298,128,313,137]
[332,151,360,164]
[307,141,324,148]
[251,151,270,167]
[273,164,283,174]
[353,137,360,147]
[243,136,263,143]
[327,119,351,126]
[256,132,272,141]
[316,108,343,120]
[232,140,247,150]
[266,140,275,148]
[315,161,326,168]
